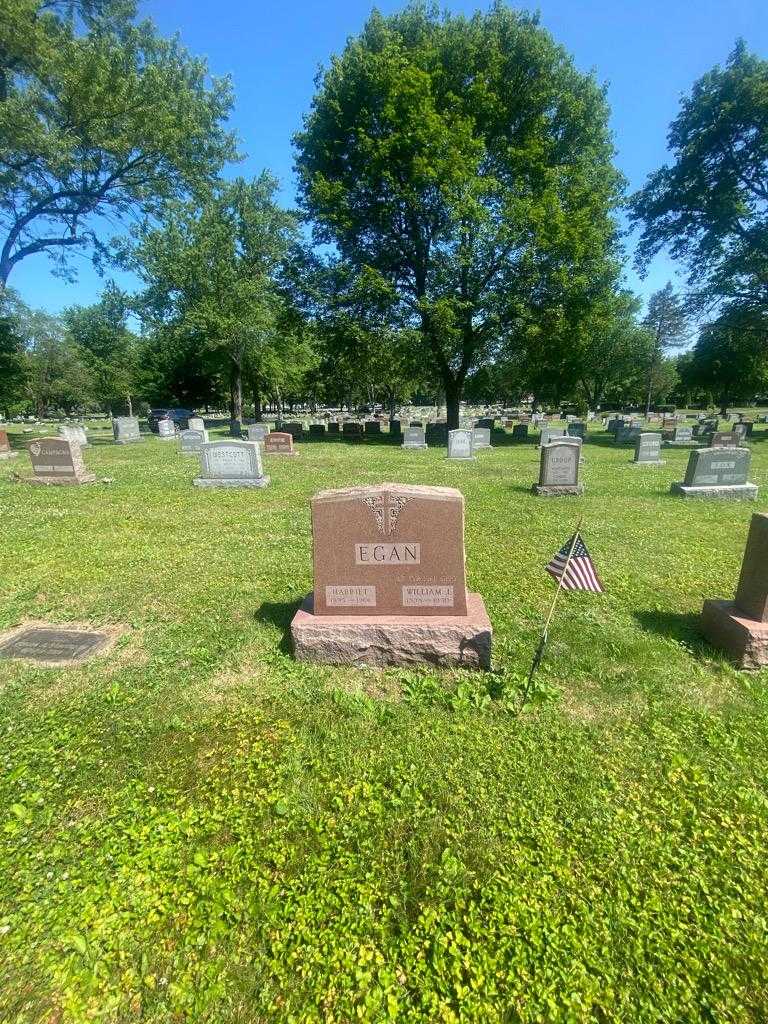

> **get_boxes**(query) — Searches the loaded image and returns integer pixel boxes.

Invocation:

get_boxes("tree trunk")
[251,377,262,421]
[127,394,133,417]
[230,361,243,422]
[445,377,462,430]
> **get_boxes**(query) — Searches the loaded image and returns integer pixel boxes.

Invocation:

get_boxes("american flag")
[546,532,604,593]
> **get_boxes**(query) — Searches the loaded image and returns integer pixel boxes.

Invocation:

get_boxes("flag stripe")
[545,532,604,593]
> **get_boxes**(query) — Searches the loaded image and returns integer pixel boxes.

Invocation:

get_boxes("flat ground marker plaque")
[0,626,115,666]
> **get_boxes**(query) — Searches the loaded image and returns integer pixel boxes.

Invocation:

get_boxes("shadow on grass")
[633,608,710,651]
[254,598,304,655]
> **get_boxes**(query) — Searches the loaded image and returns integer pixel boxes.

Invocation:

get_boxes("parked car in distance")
[147,408,196,433]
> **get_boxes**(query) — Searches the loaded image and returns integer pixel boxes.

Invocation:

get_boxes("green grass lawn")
[1,423,767,1023]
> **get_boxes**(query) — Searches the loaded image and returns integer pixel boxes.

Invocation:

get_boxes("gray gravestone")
[533,440,584,496]
[27,437,95,485]
[472,427,491,449]
[113,416,142,444]
[665,425,694,446]
[179,428,208,454]
[447,428,474,461]
[633,432,664,466]
[568,422,586,439]
[247,423,268,443]
[540,426,566,447]
[157,419,176,441]
[0,627,111,665]
[670,447,756,500]
[402,426,427,449]
[188,417,205,431]
[59,424,89,448]
[193,440,269,489]
[512,423,529,441]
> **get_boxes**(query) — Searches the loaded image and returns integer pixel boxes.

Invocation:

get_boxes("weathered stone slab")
[291,591,492,668]
[193,440,269,488]
[472,427,491,449]
[701,600,768,668]
[247,424,268,443]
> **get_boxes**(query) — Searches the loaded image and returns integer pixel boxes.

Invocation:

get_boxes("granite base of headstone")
[27,438,95,485]
[290,483,492,669]
[193,440,269,488]
[670,447,757,500]
[701,513,768,667]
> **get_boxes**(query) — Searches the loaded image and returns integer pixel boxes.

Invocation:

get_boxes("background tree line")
[1,2,766,420]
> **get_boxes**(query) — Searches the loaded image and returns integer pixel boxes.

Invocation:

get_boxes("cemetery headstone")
[264,431,297,456]
[733,422,748,442]
[179,428,208,454]
[27,437,95,485]
[472,427,492,450]
[633,432,664,466]
[229,419,243,438]
[389,419,402,437]
[664,425,695,446]
[447,428,475,461]
[327,421,340,435]
[247,423,268,443]
[157,419,177,441]
[512,423,529,441]
[670,447,757,500]
[539,426,566,447]
[364,421,381,436]
[309,423,327,438]
[616,425,642,445]
[188,417,205,431]
[283,422,304,439]
[113,416,142,445]
[402,426,428,450]
[343,422,364,441]
[59,424,89,447]
[0,428,18,460]
[290,483,492,668]
[568,421,586,440]
[701,513,768,667]
[533,439,584,496]
[710,431,738,448]
[193,440,269,488]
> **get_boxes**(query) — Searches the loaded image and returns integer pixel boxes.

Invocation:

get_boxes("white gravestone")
[193,440,270,489]
[447,428,475,461]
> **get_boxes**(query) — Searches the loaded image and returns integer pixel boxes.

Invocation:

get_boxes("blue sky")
[9,0,768,315]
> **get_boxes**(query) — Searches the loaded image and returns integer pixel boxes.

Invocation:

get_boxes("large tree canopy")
[0,0,236,284]
[295,1,623,427]
[632,42,768,320]
[128,175,303,422]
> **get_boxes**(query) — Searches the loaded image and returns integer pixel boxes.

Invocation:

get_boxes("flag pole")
[519,517,583,711]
